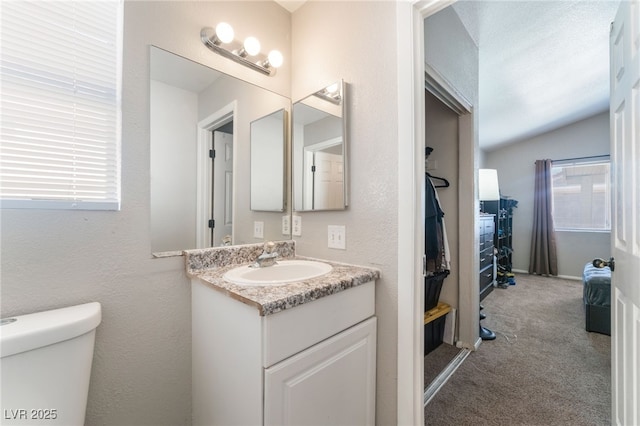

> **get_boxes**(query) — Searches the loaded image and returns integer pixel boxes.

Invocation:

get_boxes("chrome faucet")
[250,241,279,268]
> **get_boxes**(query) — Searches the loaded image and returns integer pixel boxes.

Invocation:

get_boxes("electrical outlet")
[328,225,346,250]
[253,221,264,239]
[282,215,291,235]
[292,215,302,236]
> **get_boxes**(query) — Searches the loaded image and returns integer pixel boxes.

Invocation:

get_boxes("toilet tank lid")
[1,302,101,358]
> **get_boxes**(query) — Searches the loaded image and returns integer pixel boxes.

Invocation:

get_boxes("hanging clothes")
[425,176,450,274]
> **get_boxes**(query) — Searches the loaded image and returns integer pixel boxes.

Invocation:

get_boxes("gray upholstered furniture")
[583,262,611,335]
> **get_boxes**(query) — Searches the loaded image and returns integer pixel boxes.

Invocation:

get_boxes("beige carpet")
[425,273,611,425]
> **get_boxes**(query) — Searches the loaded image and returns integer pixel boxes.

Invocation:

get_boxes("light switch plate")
[328,225,346,249]
[282,215,291,235]
[292,215,302,237]
[254,221,264,239]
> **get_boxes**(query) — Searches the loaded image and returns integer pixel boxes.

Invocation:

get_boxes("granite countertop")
[184,242,379,316]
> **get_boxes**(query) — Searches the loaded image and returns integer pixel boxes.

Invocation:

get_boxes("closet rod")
[534,154,610,164]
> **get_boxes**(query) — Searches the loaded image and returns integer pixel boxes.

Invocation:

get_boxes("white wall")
[150,80,199,253]
[0,2,291,425]
[484,111,610,278]
[291,2,400,423]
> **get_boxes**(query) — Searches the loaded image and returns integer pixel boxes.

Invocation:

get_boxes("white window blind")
[551,158,611,231]
[0,0,122,210]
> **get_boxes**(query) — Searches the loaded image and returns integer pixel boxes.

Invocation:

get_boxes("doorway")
[211,124,233,247]
[196,102,237,249]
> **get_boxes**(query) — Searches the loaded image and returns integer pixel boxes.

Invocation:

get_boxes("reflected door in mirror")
[212,130,233,246]
[293,80,347,211]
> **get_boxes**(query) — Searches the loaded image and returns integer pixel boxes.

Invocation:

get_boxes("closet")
[423,90,460,386]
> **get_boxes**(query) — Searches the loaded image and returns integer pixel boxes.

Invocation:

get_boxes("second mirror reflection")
[292,80,347,211]
[250,109,286,212]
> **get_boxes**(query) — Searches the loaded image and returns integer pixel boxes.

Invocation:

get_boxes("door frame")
[396,1,479,424]
[196,101,237,248]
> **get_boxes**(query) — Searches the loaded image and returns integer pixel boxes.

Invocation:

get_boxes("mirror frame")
[292,79,348,212]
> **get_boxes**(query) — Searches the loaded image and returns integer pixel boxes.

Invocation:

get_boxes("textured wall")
[0,2,291,425]
[484,112,611,278]
[290,2,399,423]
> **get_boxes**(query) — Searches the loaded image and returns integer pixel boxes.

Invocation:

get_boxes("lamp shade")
[479,169,500,201]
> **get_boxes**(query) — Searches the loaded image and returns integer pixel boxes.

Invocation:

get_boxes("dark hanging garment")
[424,175,450,310]
[425,176,447,274]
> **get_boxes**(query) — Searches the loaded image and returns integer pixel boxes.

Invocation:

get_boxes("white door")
[609,1,639,424]
[313,151,344,210]
[264,317,376,426]
[213,131,233,246]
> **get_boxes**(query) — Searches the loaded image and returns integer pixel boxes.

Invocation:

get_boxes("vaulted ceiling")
[273,0,619,151]
[452,0,620,151]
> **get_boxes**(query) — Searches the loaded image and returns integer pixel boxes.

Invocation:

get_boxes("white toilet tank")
[1,302,101,425]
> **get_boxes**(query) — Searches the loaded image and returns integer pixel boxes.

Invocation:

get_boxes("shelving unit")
[484,197,518,286]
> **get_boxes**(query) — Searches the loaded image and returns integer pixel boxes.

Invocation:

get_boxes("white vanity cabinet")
[191,278,377,426]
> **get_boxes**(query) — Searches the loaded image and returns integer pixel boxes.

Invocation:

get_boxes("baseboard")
[424,348,471,406]
[557,274,582,281]
[512,269,581,281]
[456,337,481,351]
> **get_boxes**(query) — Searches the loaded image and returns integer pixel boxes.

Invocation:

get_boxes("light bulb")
[215,22,234,44]
[243,37,261,56]
[267,50,283,68]
[325,83,339,94]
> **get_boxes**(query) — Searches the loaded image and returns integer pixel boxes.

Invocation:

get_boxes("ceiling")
[451,0,620,151]
[274,0,306,13]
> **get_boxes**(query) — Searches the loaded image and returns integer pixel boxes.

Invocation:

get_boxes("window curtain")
[529,159,558,275]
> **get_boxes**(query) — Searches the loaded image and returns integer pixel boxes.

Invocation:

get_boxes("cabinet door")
[264,317,376,426]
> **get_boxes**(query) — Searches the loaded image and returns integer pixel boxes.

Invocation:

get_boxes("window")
[0,0,123,210]
[551,158,611,231]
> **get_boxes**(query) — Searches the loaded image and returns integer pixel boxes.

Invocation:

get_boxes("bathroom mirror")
[250,109,286,212]
[292,80,347,211]
[150,46,291,256]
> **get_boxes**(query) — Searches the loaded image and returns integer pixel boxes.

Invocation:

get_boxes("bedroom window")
[551,158,611,231]
[0,0,123,210]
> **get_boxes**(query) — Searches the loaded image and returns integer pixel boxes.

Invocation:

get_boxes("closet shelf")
[424,302,451,325]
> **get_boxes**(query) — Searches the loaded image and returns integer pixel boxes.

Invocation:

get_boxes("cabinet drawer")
[480,233,493,247]
[479,266,493,290]
[483,232,495,245]
[262,281,375,367]
[480,247,493,269]
[484,220,495,234]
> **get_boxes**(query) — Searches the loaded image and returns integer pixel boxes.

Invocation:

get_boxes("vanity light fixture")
[200,24,283,76]
[313,82,342,105]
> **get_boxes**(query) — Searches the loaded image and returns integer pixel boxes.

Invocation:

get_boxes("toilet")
[1,302,102,425]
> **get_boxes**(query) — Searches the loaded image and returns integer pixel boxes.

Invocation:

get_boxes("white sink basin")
[223,260,333,286]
